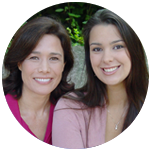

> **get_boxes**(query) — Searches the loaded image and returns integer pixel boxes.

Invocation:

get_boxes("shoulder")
[54,92,85,111]
[5,94,20,118]
[52,94,88,148]
[5,94,17,105]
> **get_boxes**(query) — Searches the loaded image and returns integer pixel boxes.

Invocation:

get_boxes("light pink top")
[52,97,107,148]
[6,94,55,144]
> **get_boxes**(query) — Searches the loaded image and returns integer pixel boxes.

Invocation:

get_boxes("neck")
[107,83,128,108]
[18,89,50,116]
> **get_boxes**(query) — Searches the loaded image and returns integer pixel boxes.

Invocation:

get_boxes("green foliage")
[53,2,103,46]
[6,3,103,50]
[67,27,83,46]
[29,2,103,46]
[55,8,64,12]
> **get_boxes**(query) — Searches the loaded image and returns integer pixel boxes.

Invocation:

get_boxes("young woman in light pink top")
[52,9,149,148]
[3,17,74,144]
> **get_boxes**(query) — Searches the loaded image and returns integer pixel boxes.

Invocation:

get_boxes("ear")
[18,62,22,71]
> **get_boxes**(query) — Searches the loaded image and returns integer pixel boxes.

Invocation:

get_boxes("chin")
[106,81,124,87]
[34,90,52,97]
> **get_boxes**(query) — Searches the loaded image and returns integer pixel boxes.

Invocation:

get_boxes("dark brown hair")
[69,9,149,131]
[3,17,74,105]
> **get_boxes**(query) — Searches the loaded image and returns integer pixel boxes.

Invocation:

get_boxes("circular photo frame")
[1,1,149,150]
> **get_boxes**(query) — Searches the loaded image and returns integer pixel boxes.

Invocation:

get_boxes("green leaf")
[68,13,81,18]
[82,21,87,24]
[55,8,64,12]
[66,27,72,34]
[65,6,68,11]
[65,18,70,21]
[71,18,76,27]
[85,15,90,20]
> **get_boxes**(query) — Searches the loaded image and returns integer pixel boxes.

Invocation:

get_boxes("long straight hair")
[69,9,149,131]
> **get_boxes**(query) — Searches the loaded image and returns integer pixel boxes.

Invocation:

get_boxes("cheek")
[127,58,132,74]
[122,52,131,70]
[52,64,64,76]
[21,64,35,81]
[119,55,131,78]
[90,54,101,69]
[90,54,95,66]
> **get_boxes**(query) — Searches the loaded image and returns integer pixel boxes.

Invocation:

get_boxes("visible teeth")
[104,67,118,72]
[35,78,51,82]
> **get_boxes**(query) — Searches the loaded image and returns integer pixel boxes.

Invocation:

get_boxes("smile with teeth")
[103,66,120,73]
[34,78,51,82]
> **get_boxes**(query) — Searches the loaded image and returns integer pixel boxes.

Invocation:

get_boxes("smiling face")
[18,34,65,97]
[89,24,131,87]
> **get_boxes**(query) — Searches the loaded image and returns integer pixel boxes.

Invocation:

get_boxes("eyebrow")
[31,51,62,57]
[110,40,124,44]
[90,40,124,46]
[50,52,62,57]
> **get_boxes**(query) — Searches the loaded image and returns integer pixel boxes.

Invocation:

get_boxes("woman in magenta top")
[3,17,74,144]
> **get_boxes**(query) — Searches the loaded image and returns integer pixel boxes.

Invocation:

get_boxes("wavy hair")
[3,17,74,105]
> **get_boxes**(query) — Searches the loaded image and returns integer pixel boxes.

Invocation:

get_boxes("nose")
[102,50,114,64]
[38,59,50,73]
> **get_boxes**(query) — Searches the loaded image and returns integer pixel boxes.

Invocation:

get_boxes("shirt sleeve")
[52,98,85,149]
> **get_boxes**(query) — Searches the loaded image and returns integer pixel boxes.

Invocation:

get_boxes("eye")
[92,47,103,52]
[30,56,39,60]
[50,57,59,61]
[113,45,124,50]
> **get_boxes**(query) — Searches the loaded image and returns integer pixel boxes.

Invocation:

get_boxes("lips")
[34,78,51,82]
[34,78,52,84]
[102,66,120,75]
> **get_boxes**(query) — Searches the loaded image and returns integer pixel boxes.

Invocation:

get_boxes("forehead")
[89,24,122,44]
[33,34,64,54]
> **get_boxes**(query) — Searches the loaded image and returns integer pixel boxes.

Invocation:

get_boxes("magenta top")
[6,94,55,144]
